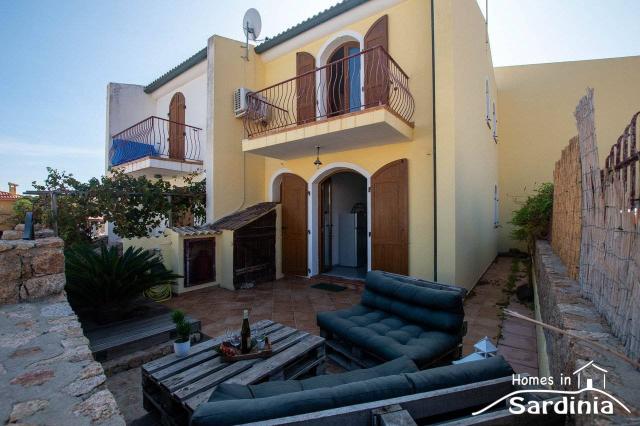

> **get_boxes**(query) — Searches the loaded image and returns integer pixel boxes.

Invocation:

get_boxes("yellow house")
[111,0,640,293]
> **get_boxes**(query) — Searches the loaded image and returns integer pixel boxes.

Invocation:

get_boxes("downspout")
[431,0,438,282]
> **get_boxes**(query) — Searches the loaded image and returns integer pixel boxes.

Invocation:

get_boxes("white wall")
[330,172,367,265]
[105,83,155,172]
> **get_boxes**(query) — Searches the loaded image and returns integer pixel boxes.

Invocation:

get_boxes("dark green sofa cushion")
[191,356,514,426]
[210,356,418,402]
[362,271,464,332]
[317,304,460,366]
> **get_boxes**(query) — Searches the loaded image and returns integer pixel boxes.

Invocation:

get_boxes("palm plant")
[65,245,181,323]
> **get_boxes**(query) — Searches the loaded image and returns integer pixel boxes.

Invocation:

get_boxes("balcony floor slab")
[242,106,413,160]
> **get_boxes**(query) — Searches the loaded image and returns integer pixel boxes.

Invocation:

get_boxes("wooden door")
[364,15,389,107]
[281,173,308,276]
[169,92,186,160]
[327,42,360,117]
[371,159,408,275]
[319,177,333,272]
[296,52,316,124]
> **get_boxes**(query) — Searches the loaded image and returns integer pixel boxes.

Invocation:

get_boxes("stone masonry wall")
[535,240,639,424]
[0,235,125,425]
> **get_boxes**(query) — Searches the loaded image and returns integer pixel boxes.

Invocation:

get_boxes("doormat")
[311,282,347,292]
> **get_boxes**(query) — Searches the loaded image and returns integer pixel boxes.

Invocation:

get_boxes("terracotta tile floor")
[165,260,538,375]
[164,277,362,339]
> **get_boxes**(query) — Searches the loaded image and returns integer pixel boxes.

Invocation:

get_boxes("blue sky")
[1,0,639,194]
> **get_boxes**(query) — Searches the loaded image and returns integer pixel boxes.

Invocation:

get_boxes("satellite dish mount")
[242,8,262,61]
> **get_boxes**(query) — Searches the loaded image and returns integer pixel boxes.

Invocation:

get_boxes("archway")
[309,163,371,278]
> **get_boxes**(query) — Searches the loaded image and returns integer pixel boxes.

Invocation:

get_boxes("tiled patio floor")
[164,259,537,376]
[164,277,362,339]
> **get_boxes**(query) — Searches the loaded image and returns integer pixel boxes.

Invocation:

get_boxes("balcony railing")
[109,116,202,167]
[244,46,415,138]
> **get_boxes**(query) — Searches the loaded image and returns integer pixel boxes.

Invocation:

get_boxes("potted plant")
[171,310,191,357]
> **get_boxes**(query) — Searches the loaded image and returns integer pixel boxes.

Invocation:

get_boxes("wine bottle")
[240,309,251,354]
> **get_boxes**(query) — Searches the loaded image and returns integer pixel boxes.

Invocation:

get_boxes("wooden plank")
[143,320,273,373]
[237,376,514,426]
[378,409,417,426]
[224,334,321,384]
[154,322,283,380]
[160,323,287,391]
[174,327,300,403]
[437,404,565,425]
[181,329,308,410]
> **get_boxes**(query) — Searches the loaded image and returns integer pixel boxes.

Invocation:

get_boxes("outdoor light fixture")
[453,336,498,365]
[314,146,322,169]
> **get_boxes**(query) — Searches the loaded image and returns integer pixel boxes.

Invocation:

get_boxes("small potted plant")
[171,310,191,357]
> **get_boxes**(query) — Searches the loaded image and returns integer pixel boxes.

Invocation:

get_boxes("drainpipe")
[431,0,438,282]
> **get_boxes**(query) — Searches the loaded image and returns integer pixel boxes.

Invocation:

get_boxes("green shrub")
[65,245,181,323]
[171,310,191,343]
[510,182,554,253]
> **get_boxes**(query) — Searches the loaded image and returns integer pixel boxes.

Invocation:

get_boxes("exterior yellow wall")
[209,36,266,221]
[433,0,499,289]
[259,0,436,281]
[495,56,640,251]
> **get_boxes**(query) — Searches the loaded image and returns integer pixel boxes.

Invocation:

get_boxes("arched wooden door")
[364,15,389,107]
[281,173,308,276]
[169,92,186,160]
[371,158,408,275]
[327,41,361,117]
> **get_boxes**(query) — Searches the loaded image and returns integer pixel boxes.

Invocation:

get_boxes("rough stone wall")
[0,235,125,425]
[551,136,582,279]
[0,237,65,304]
[535,241,639,424]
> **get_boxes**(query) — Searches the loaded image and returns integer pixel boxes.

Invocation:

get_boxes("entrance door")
[169,92,186,160]
[371,159,408,275]
[319,177,333,272]
[281,173,308,276]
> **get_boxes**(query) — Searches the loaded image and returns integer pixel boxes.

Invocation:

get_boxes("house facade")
[105,0,640,292]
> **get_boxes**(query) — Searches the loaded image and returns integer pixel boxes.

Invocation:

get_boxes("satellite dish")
[243,8,262,41]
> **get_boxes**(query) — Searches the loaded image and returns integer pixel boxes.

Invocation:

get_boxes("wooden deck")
[86,312,201,362]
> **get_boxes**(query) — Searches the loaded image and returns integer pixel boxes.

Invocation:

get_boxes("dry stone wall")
[0,234,125,425]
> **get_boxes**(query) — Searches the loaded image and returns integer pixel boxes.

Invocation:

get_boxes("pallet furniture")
[142,320,325,426]
[318,271,467,370]
[86,311,201,362]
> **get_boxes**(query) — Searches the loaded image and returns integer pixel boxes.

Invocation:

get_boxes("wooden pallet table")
[141,320,325,426]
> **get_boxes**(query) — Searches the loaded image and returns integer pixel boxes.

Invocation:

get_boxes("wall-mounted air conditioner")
[233,87,251,117]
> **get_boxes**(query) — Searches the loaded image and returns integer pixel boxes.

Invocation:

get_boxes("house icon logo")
[573,360,607,390]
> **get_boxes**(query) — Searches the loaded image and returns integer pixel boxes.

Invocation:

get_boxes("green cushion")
[192,356,514,426]
[406,355,514,393]
[317,305,460,366]
[208,356,418,401]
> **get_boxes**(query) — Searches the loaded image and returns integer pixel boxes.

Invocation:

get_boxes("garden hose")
[145,284,172,302]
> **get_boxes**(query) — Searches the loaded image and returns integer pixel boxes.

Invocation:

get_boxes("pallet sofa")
[190,355,514,426]
[317,270,467,369]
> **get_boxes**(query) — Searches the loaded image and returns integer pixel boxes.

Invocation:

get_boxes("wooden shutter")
[364,15,389,107]
[296,52,316,124]
[371,158,408,275]
[281,173,308,276]
[169,92,186,160]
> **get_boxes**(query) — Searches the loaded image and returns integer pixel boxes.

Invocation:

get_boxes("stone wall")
[535,240,639,424]
[0,238,65,304]
[0,235,125,425]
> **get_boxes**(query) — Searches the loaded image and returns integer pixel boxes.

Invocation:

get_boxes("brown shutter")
[371,158,408,275]
[364,15,389,107]
[296,52,316,124]
[169,92,186,160]
[281,173,308,276]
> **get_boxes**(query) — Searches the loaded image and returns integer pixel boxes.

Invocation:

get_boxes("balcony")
[242,46,414,159]
[109,116,203,177]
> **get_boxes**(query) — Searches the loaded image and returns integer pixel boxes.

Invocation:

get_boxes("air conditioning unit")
[233,87,251,117]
